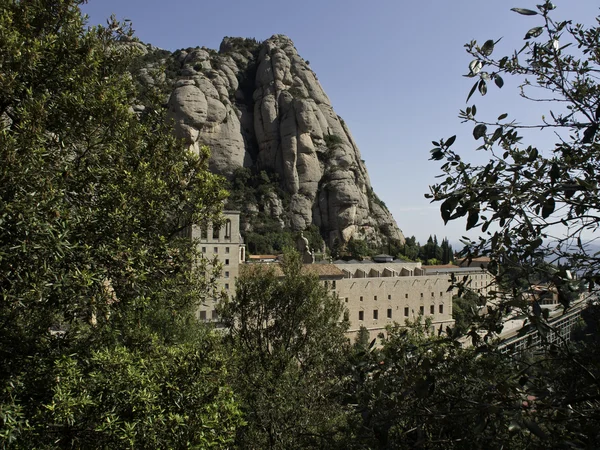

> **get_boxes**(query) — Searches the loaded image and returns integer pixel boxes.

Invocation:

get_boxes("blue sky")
[82,0,599,245]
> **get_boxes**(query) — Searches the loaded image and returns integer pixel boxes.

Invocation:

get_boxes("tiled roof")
[248,254,278,260]
[425,264,460,269]
[456,256,491,266]
[423,266,488,274]
[239,263,344,278]
[302,264,345,278]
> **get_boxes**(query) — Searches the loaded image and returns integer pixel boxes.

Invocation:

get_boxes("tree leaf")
[524,419,548,440]
[478,79,487,96]
[445,135,457,147]
[481,39,495,56]
[541,197,555,218]
[469,59,483,75]
[473,124,487,140]
[550,162,560,182]
[497,113,508,120]
[467,81,478,102]
[430,148,444,161]
[491,127,504,142]
[495,75,504,88]
[511,7,538,15]
[466,209,479,230]
[440,196,460,224]
[582,125,598,144]
[525,26,544,39]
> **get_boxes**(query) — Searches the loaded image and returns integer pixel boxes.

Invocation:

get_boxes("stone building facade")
[331,260,452,340]
[187,214,495,339]
[330,260,495,341]
[423,266,495,297]
[191,211,245,321]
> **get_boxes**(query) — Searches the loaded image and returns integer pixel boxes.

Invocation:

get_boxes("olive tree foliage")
[218,250,351,449]
[343,321,600,449]
[0,0,242,447]
[428,1,599,327]
[421,3,600,447]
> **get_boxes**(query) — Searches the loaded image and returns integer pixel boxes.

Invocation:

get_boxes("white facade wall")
[424,268,495,297]
[336,273,454,340]
[191,211,245,321]
[335,262,495,341]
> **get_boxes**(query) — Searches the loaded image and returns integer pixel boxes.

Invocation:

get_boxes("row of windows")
[212,282,230,291]
[323,280,337,290]
[356,292,445,301]
[199,310,219,320]
[201,246,230,254]
[200,220,233,240]
[357,304,444,321]
[201,248,231,266]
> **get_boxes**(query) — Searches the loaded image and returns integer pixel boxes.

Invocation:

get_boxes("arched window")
[225,219,231,239]
[212,224,219,239]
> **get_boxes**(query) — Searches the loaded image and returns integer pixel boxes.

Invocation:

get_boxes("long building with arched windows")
[188,215,497,341]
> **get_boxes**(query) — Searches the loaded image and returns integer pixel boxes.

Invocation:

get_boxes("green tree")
[440,237,454,264]
[343,322,600,449]
[0,1,241,447]
[399,236,421,261]
[346,237,371,260]
[428,1,598,309]
[425,1,600,446]
[451,290,480,335]
[218,250,350,449]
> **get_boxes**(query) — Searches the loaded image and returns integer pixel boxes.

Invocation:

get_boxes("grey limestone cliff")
[143,35,404,248]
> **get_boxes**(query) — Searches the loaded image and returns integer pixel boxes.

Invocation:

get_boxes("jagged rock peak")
[159,34,404,247]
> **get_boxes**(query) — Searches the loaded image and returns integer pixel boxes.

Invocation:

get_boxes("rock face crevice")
[146,35,404,247]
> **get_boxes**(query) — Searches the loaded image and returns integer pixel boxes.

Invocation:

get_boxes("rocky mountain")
[136,35,404,250]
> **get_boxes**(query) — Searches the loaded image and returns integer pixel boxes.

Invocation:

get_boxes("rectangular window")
[431,292,435,297]
[360,296,363,302]
[211,310,218,320]
[420,293,423,298]
[225,271,229,278]
[202,247,206,253]
[332,280,336,290]
[439,304,444,314]
[388,294,392,300]
[345,297,349,303]
[359,311,364,321]
[225,259,229,265]
[387,308,392,319]
[374,295,377,301]
[420,306,424,315]
[344,311,349,321]
[225,220,231,239]
[430,305,435,315]
[214,247,218,254]
[405,293,408,299]
[440,291,443,297]
[373,309,378,320]
[199,310,207,320]
[225,247,230,254]
[225,283,229,290]
[212,226,219,239]
[404,307,409,317]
